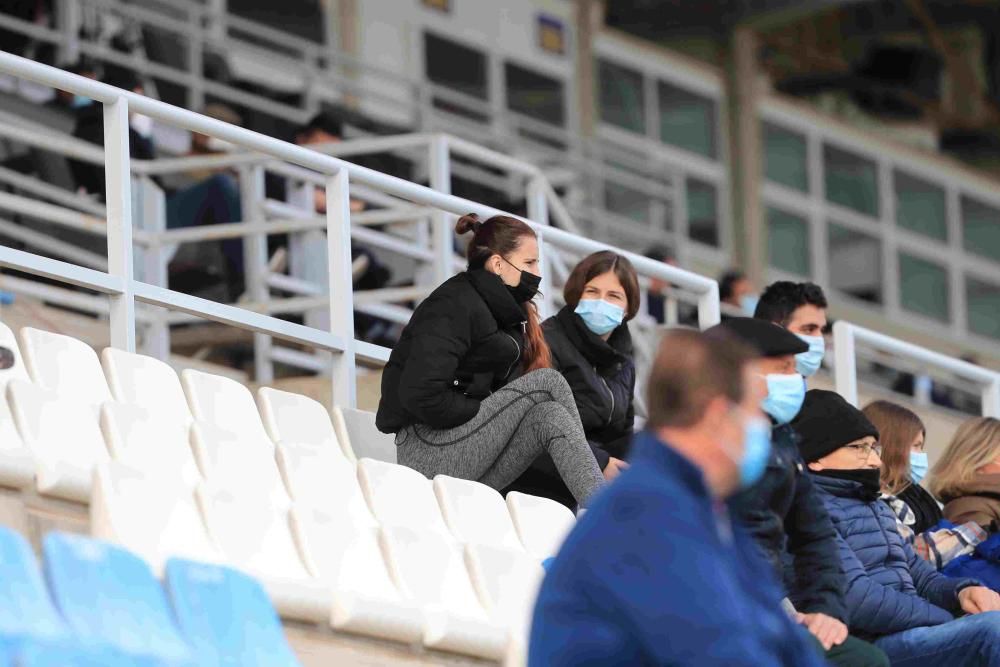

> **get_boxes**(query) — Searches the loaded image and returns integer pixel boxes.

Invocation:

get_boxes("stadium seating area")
[0,319,577,664]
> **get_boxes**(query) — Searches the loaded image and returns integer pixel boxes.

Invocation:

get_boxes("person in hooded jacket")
[795,389,1000,666]
[708,318,888,667]
[503,251,635,507]
[375,213,606,506]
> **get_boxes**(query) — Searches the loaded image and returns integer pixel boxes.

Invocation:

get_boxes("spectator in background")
[46,59,98,111]
[530,329,825,666]
[504,251,635,508]
[710,318,886,666]
[931,418,1000,530]
[795,390,1000,666]
[720,269,758,316]
[376,214,605,505]
[177,103,243,185]
[753,281,828,379]
[642,244,697,326]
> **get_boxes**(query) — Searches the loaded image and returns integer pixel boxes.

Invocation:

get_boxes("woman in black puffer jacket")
[376,214,605,505]
[503,251,637,507]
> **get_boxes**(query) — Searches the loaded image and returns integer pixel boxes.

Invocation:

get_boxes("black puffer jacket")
[376,270,527,433]
[728,423,848,623]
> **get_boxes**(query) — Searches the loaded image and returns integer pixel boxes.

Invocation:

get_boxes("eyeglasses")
[845,443,882,460]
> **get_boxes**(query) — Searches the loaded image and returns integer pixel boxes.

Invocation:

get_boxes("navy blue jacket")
[811,473,977,638]
[529,431,823,666]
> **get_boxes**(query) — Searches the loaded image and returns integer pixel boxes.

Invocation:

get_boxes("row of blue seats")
[0,526,299,666]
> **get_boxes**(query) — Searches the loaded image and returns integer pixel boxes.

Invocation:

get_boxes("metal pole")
[984,379,1000,419]
[327,169,357,408]
[139,177,169,360]
[240,165,273,383]
[103,99,136,352]
[56,0,81,64]
[428,135,454,285]
[833,320,858,407]
[696,281,721,330]
[187,7,205,111]
[527,175,554,318]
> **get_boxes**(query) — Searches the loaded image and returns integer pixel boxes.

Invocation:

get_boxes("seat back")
[357,459,449,536]
[181,369,270,443]
[0,525,67,643]
[292,509,394,596]
[464,543,544,633]
[43,532,192,664]
[165,558,301,667]
[258,387,340,450]
[332,406,395,463]
[276,443,374,526]
[191,421,289,508]
[433,476,523,550]
[101,348,193,427]
[0,321,30,390]
[100,402,199,486]
[19,327,111,414]
[0,388,35,489]
[505,492,576,560]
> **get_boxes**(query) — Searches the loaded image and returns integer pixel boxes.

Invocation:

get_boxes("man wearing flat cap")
[705,318,888,667]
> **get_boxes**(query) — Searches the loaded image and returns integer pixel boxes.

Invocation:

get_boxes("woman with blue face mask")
[502,251,638,508]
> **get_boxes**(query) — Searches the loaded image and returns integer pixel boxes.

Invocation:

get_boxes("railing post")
[984,378,1000,419]
[103,98,136,352]
[239,165,272,383]
[327,168,357,408]
[56,0,81,65]
[527,175,554,318]
[696,281,721,330]
[429,135,454,285]
[187,7,205,111]
[139,177,169,360]
[833,320,858,407]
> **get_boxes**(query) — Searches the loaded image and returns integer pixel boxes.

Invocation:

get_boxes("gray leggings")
[396,368,604,504]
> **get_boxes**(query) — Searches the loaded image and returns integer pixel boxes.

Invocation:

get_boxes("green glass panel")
[967,277,1000,340]
[824,145,879,217]
[597,59,645,134]
[898,253,949,322]
[894,171,947,241]
[687,179,718,247]
[828,223,883,304]
[763,123,808,192]
[658,81,716,158]
[961,196,1000,263]
[767,207,810,276]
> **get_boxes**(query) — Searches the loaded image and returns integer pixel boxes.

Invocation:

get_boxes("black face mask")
[815,468,882,501]
[501,257,541,304]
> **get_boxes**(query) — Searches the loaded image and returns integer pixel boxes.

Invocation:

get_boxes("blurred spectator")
[720,269,758,317]
[46,59,98,111]
[932,417,1000,531]
[177,103,242,184]
[642,244,696,326]
[530,329,826,666]
[754,281,829,379]
[795,390,1000,665]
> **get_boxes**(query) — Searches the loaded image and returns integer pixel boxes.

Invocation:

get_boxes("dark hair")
[718,270,747,301]
[647,329,756,428]
[0,346,13,370]
[563,251,640,321]
[863,400,926,495]
[644,244,674,263]
[754,281,828,326]
[298,111,344,141]
[455,213,551,372]
[103,67,142,92]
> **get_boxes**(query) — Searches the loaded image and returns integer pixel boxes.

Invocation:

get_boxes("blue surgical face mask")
[738,416,773,488]
[795,334,825,377]
[910,451,929,484]
[762,373,806,424]
[740,294,759,316]
[70,95,92,109]
[574,299,625,336]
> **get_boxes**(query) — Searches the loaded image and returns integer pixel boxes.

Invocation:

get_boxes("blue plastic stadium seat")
[42,533,193,666]
[164,558,301,667]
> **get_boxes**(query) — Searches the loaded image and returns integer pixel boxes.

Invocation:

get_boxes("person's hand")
[796,612,848,651]
[603,457,629,481]
[958,586,1000,614]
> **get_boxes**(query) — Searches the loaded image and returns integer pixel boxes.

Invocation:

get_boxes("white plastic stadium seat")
[101,348,193,427]
[258,387,341,451]
[433,476,523,551]
[357,459,450,537]
[290,508,424,641]
[0,388,35,489]
[332,406,396,464]
[7,379,109,501]
[190,421,289,508]
[276,443,374,524]
[380,525,507,659]
[0,321,30,390]
[91,461,221,574]
[100,402,200,487]
[18,327,111,415]
[181,369,271,443]
[505,492,576,560]
[464,543,545,640]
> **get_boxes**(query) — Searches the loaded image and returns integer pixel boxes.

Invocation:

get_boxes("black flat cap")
[704,317,808,358]
[793,389,879,463]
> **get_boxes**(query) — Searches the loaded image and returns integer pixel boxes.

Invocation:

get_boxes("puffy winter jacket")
[376,269,528,433]
[811,473,977,639]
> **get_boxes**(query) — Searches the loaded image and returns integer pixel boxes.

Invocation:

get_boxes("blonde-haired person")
[930,417,1000,530]
[864,401,984,571]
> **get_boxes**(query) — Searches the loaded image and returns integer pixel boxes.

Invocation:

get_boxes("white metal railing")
[834,321,1000,418]
[0,51,722,408]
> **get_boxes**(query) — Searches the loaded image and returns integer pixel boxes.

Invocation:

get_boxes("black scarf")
[898,483,944,534]
[555,305,632,372]
[815,468,882,502]
[466,269,528,329]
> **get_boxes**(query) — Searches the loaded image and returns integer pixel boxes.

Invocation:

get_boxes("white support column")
[56,0,81,65]
[833,320,858,407]
[527,175,554,318]
[187,7,205,111]
[428,136,454,285]
[696,281,721,330]
[240,165,273,383]
[139,177,169,360]
[103,99,136,352]
[984,378,1000,419]
[327,169,357,408]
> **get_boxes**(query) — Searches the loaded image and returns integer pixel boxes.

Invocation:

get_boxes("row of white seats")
[0,322,575,660]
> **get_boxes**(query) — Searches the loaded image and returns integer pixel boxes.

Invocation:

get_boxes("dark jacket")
[729,423,847,622]
[812,473,976,638]
[70,102,156,197]
[898,483,944,535]
[376,270,526,433]
[530,431,823,667]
